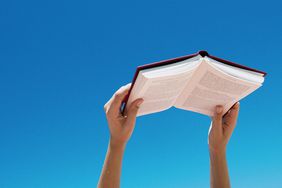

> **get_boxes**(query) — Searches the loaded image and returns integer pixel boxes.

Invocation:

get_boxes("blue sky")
[0,0,282,187]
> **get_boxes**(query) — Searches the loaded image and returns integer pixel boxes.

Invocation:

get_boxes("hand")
[208,102,240,154]
[104,83,143,148]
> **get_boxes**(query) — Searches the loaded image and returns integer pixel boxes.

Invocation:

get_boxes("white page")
[206,57,265,83]
[126,56,201,116]
[175,58,262,116]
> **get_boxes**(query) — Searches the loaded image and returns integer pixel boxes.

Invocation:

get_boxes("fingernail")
[216,106,223,113]
[136,99,144,107]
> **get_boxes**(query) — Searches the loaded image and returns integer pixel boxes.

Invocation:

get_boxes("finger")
[224,102,240,126]
[212,105,224,133]
[108,83,132,115]
[224,102,240,138]
[124,98,143,130]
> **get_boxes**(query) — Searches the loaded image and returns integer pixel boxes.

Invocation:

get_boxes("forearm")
[98,140,126,188]
[209,149,230,188]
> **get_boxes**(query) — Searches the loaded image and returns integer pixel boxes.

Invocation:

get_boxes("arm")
[208,102,240,188]
[98,84,143,188]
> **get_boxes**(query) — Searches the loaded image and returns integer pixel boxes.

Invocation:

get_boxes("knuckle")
[105,108,111,116]
[114,92,122,100]
[212,116,218,121]
[130,107,138,112]
[103,104,111,116]
[131,105,139,112]
[103,104,108,112]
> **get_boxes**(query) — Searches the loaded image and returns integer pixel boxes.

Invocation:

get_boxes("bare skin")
[98,83,240,188]
[98,84,143,188]
[208,103,240,188]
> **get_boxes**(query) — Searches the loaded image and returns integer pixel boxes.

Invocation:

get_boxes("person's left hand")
[104,83,143,148]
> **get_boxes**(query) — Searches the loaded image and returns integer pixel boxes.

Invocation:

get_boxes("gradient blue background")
[0,0,281,187]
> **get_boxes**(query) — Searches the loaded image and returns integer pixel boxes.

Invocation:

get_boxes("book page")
[126,70,196,116]
[206,56,265,83]
[174,58,262,116]
[126,55,202,116]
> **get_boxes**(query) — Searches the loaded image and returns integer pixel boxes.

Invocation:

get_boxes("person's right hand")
[104,83,143,148]
[208,102,240,154]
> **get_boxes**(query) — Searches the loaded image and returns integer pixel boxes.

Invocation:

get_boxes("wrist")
[109,138,127,151]
[209,147,226,158]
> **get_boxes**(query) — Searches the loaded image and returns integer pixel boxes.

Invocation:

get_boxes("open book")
[123,51,266,117]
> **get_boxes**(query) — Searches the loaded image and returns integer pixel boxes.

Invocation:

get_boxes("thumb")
[212,105,224,133]
[124,98,143,128]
